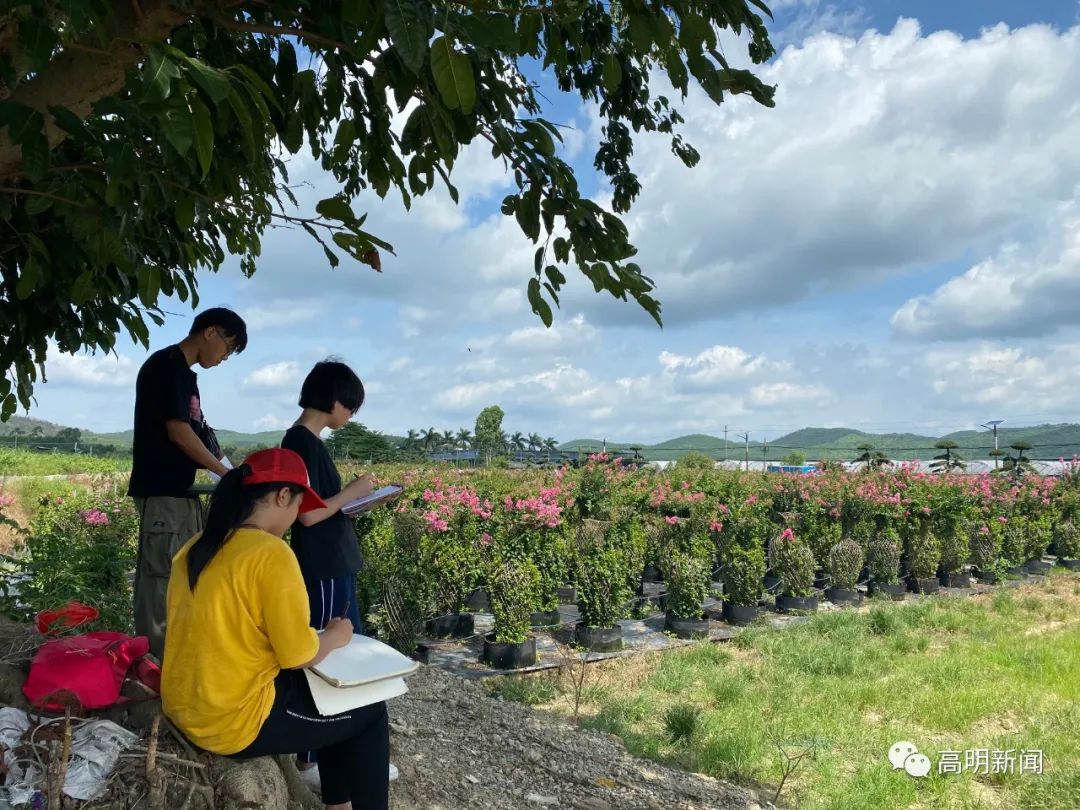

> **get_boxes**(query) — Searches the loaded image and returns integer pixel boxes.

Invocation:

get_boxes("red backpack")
[22,632,159,712]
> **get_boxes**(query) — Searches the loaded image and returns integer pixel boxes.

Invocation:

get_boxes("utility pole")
[736,432,749,472]
[723,425,728,462]
[981,419,1004,470]
[763,437,768,467]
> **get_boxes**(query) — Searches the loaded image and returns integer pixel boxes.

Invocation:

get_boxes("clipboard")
[341,485,404,516]
[310,633,420,688]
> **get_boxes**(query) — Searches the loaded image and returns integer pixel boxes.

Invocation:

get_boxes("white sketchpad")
[304,670,409,715]
[341,485,403,515]
[310,633,419,688]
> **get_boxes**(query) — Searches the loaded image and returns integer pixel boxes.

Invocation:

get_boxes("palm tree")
[9,427,23,450]
[456,428,472,450]
[404,429,420,452]
[441,430,455,451]
[930,440,966,473]
[509,432,526,453]
[421,427,439,451]
[853,442,889,470]
[527,432,543,453]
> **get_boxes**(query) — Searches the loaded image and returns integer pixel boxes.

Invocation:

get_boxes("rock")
[526,749,543,764]
[577,799,612,810]
[525,792,560,805]
[211,756,289,810]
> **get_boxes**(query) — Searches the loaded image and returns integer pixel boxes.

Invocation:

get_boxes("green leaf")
[18,17,58,74]
[162,105,195,156]
[527,278,553,327]
[430,37,476,113]
[190,96,214,177]
[138,265,161,308]
[316,197,355,222]
[175,197,196,230]
[602,54,623,95]
[518,14,543,56]
[385,0,433,74]
[283,111,304,153]
[322,245,341,268]
[146,49,181,101]
[16,255,43,299]
[515,186,541,241]
[184,57,232,105]
[72,272,95,305]
[627,14,653,53]
[0,102,43,146]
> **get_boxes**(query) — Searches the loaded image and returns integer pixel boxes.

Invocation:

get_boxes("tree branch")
[210,17,349,51]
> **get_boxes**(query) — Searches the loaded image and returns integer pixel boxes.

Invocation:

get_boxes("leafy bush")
[906,528,941,579]
[663,546,710,619]
[485,555,540,645]
[828,538,864,590]
[1023,513,1052,562]
[1055,520,1080,560]
[969,521,1001,572]
[664,703,700,744]
[937,523,970,574]
[575,518,635,628]
[867,528,902,585]
[721,543,765,607]
[674,451,716,474]
[770,528,816,598]
[1,489,138,631]
[1000,518,1027,567]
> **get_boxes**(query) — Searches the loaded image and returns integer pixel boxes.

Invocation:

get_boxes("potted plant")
[770,528,818,614]
[907,527,942,594]
[1055,520,1080,570]
[483,556,540,669]
[1000,517,1028,576]
[574,518,634,651]
[971,519,1003,583]
[937,523,972,588]
[419,523,481,639]
[721,543,765,625]
[867,528,905,600]
[826,538,864,605]
[662,543,711,638]
[1024,513,1053,575]
[499,491,570,628]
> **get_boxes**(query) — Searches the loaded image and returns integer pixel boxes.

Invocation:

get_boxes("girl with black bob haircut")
[282,359,398,786]
[161,447,389,810]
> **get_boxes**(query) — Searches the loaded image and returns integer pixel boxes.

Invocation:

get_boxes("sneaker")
[298,764,322,794]
[389,762,399,782]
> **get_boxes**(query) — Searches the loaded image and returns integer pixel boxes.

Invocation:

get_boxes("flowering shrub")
[828,538,865,590]
[721,543,765,607]
[497,485,569,612]
[906,528,941,580]
[968,521,1000,573]
[867,528,902,585]
[770,528,816,598]
[575,517,637,628]
[483,547,540,645]
[2,489,138,631]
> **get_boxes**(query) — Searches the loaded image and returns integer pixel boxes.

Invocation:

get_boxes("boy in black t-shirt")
[127,308,248,659]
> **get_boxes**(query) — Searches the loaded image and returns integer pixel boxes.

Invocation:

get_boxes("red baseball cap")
[241,448,327,513]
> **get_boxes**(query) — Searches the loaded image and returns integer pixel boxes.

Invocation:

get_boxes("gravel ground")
[387,666,770,810]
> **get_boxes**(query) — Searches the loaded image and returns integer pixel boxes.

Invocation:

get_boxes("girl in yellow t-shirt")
[162,448,389,810]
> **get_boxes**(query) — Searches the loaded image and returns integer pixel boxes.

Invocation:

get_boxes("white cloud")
[241,298,326,331]
[44,349,137,389]
[567,20,1080,327]
[254,413,291,430]
[659,345,780,385]
[749,381,832,407]
[892,199,1080,339]
[244,361,300,390]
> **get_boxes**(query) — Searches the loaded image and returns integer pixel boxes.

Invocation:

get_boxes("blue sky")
[30,0,1080,444]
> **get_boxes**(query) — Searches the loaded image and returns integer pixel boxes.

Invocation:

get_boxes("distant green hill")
[559,424,1080,462]
[85,428,286,448]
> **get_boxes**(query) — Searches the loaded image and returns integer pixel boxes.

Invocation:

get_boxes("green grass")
[0,448,130,476]
[504,575,1080,809]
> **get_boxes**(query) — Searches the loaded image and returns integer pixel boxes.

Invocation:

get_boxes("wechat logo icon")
[889,741,931,778]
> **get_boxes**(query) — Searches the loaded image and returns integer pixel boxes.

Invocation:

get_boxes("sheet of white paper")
[311,633,419,687]
[304,670,408,715]
[207,455,234,484]
[341,484,403,515]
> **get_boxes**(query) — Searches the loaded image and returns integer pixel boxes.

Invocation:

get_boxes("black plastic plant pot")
[465,588,491,612]
[1060,559,1080,571]
[975,569,998,584]
[529,609,562,628]
[867,581,906,601]
[575,623,623,652]
[482,634,537,669]
[908,577,940,595]
[1026,559,1052,575]
[722,603,759,626]
[813,571,829,590]
[556,585,578,604]
[1005,565,1028,577]
[939,571,972,589]
[826,587,864,605]
[775,595,818,614]
[664,611,710,639]
[636,581,667,598]
[763,572,781,592]
[425,612,475,639]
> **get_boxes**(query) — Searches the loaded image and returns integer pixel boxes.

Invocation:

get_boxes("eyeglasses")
[213,329,237,360]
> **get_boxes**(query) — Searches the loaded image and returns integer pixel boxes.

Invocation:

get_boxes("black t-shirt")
[281,425,363,580]
[127,346,203,498]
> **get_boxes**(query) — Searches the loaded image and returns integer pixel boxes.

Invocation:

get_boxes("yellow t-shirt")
[161,527,319,755]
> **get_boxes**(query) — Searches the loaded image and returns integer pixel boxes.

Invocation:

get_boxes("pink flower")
[709,520,724,533]
[480,532,492,546]
[0,494,13,508]
[79,509,110,526]
[779,527,795,541]
[664,515,680,525]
